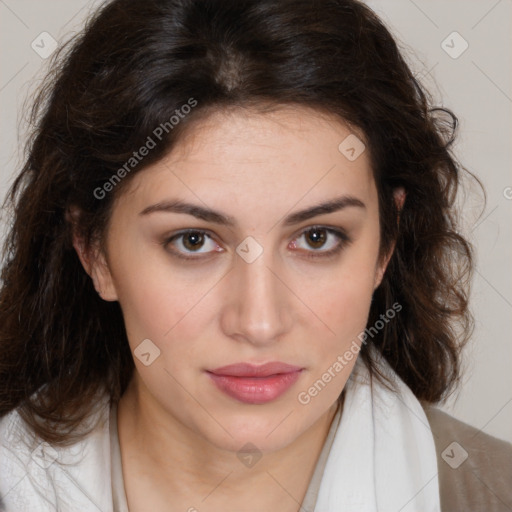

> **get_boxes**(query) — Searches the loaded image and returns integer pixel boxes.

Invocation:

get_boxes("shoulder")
[422,404,512,512]
[0,392,114,512]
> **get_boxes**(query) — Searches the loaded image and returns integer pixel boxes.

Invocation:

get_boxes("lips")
[209,362,302,377]
[206,362,304,404]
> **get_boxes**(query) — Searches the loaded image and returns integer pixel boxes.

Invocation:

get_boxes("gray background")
[1,0,511,442]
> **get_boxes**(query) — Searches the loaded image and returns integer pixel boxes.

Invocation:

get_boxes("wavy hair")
[0,0,478,446]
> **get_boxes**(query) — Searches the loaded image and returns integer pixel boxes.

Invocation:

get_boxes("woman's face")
[87,106,392,453]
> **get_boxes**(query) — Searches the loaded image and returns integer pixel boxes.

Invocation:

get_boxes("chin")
[196,404,309,455]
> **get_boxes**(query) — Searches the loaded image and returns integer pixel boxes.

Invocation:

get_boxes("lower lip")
[207,370,302,404]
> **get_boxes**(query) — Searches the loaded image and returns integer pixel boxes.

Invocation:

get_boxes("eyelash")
[162,226,351,262]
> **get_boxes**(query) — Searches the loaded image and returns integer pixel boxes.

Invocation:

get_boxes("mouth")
[206,362,304,404]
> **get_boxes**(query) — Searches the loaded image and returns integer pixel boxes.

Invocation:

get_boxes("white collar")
[314,352,441,511]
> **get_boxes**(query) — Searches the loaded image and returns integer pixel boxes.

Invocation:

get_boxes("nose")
[220,246,294,347]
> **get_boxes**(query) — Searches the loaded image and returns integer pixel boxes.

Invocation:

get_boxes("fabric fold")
[314,349,441,512]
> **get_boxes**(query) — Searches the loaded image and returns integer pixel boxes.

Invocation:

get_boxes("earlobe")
[68,207,118,301]
[72,234,92,276]
[394,186,406,221]
[373,186,406,290]
[89,260,118,301]
[73,236,118,301]
[373,250,392,290]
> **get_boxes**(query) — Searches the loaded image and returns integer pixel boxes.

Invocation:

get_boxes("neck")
[117,375,342,511]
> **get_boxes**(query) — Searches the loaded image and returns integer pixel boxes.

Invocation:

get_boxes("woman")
[0,0,511,510]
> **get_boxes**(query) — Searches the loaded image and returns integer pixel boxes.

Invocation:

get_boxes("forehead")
[168,105,369,171]
[117,106,376,217]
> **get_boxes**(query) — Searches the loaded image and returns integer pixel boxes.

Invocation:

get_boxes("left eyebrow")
[139,195,366,227]
[281,195,366,226]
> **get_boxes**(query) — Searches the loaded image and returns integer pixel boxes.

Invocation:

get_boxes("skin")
[74,106,404,511]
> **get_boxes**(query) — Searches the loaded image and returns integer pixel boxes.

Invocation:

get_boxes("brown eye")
[290,226,350,260]
[304,228,328,249]
[181,231,206,251]
[164,230,222,260]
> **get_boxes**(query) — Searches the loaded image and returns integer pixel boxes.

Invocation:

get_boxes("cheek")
[116,273,212,352]
[112,258,213,400]
[316,245,380,346]
[317,274,374,349]
[108,234,212,348]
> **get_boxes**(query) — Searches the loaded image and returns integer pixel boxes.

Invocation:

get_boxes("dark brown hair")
[0,0,477,446]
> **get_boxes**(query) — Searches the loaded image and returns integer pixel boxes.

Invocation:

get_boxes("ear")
[66,206,118,301]
[373,187,406,289]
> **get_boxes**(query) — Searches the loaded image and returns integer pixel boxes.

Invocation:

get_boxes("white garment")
[0,389,113,512]
[314,351,441,512]
[0,353,441,512]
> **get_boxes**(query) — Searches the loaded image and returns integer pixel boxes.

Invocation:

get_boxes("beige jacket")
[424,405,512,511]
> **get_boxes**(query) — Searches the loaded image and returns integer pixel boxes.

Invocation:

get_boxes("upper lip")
[207,362,303,377]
